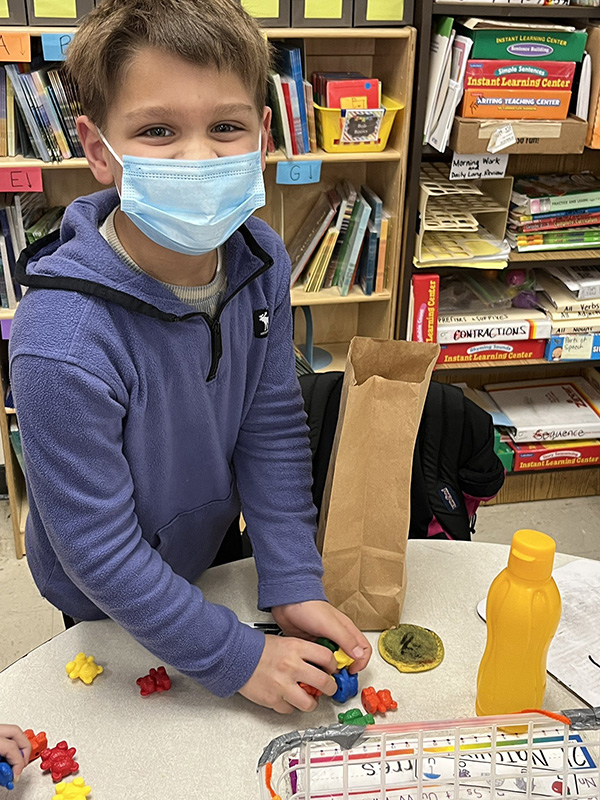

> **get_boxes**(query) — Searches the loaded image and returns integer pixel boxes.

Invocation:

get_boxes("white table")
[0,541,581,799]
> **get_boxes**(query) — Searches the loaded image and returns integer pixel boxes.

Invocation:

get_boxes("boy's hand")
[0,724,31,780]
[238,634,338,713]
[271,600,372,674]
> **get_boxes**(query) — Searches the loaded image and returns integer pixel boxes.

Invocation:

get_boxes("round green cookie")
[378,623,444,673]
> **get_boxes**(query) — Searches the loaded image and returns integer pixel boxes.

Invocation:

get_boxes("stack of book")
[482,374,600,472]
[0,192,63,308]
[509,173,600,252]
[537,267,600,360]
[2,62,83,163]
[268,43,316,158]
[288,180,390,297]
[409,271,551,364]
[457,19,588,122]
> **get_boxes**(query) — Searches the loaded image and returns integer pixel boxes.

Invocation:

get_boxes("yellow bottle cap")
[508,529,556,581]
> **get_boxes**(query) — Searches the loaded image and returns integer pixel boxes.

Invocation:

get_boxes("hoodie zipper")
[180,259,273,382]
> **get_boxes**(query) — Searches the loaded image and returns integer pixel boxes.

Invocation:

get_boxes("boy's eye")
[212,123,242,135]
[141,127,174,138]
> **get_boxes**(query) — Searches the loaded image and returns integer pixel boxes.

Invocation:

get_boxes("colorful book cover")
[288,189,339,287]
[276,45,309,154]
[461,87,571,119]
[325,180,356,289]
[303,226,340,293]
[411,273,439,343]
[464,60,575,92]
[326,78,380,110]
[545,333,600,362]
[459,24,587,63]
[515,225,600,251]
[508,438,600,471]
[280,77,302,156]
[437,338,546,365]
[338,193,371,297]
[484,376,600,443]
[510,209,600,233]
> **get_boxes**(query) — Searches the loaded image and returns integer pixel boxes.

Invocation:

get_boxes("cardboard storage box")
[353,0,413,26]
[26,0,94,25]
[508,438,600,471]
[0,0,26,24]
[291,0,352,26]
[240,0,291,27]
[461,88,571,120]
[450,114,587,154]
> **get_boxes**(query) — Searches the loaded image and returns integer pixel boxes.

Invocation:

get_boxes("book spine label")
[464,60,575,92]
[437,317,551,343]
[411,274,439,343]
[437,338,546,365]
[515,211,600,232]
[531,191,600,214]
[509,439,600,471]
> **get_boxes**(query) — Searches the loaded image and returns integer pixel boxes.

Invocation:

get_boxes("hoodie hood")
[16,188,273,321]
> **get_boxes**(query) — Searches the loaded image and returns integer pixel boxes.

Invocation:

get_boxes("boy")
[10,0,371,714]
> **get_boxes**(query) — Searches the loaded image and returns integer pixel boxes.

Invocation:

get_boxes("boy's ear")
[77,116,118,186]
[260,105,272,171]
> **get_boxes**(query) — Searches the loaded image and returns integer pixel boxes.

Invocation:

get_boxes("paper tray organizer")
[314,96,404,153]
[415,163,513,267]
[257,711,600,800]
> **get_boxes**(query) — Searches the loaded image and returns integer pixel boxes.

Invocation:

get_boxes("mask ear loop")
[96,128,124,167]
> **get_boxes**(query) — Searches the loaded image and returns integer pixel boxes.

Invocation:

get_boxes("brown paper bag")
[316,337,440,630]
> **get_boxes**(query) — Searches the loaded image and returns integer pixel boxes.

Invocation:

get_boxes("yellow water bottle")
[476,529,562,717]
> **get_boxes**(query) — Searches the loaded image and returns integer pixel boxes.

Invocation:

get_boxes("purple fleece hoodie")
[9,188,327,697]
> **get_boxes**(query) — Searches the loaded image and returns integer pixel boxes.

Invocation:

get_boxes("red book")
[436,338,547,365]
[326,78,380,109]
[411,274,439,343]
[280,81,299,155]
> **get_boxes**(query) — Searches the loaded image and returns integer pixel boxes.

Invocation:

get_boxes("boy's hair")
[66,0,271,128]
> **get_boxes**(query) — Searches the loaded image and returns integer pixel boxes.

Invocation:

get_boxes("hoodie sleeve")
[232,250,328,611]
[10,353,264,697]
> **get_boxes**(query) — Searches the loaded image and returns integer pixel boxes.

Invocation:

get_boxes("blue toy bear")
[0,757,14,790]
[332,667,358,704]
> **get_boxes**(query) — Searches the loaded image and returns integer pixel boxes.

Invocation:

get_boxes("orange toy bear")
[24,729,48,762]
[361,686,397,715]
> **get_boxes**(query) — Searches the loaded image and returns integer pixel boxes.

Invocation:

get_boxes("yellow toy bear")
[65,652,104,685]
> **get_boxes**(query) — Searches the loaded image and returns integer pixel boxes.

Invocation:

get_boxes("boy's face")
[79,46,271,188]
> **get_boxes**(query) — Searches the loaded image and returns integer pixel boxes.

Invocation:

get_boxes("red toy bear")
[361,686,398,715]
[40,741,79,782]
[136,666,172,696]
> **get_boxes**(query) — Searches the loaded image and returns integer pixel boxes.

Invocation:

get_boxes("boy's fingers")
[300,664,338,698]
[0,738,25,773]
[286,685,320,713]
[299,641,337,674]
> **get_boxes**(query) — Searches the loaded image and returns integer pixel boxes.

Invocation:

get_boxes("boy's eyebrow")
[123,103,256,122]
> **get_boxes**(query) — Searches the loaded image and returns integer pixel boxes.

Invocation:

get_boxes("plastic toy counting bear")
[338,708,374,726]
[136,666,171,696]
[332,668,358,704]
[65,652,103,685]
[40,741,79,782]
[0,758,14,790]
[333,648,354,671]
[24,728,48,761]
[361,686,398,716]
[52,777,92,799]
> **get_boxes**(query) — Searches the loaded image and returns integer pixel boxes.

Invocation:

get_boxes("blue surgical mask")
[98,131,266,256]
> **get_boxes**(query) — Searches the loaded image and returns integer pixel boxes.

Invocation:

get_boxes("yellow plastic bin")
[314,96,404,154]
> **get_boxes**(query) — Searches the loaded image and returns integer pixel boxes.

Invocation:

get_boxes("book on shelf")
[267,73,293,159]
[303,225,340,293]
[437,306,551,344]
[288,188,340,287]
[546,264,600,300]
[311,72,380,109]
[511,173,600,216]
[428,33,472,153]
[358,184,383,296]
[510,225,600,252]
[537,269,600,313]
[408,273,439,343]
[375,210,390,294]
[437,338,547,365]
[274,44,309,155]
[303,80,318,154]
[325,180,357,290]
[423,16,455,145]
[509,206,600,233]
[337,193,371,297]
[280,77,304,156]
[545,332,600,361]
[508,438,600,472]
[485,376,600,443]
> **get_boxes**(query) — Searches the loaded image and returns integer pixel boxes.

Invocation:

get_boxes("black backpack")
[299,373,505,541]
